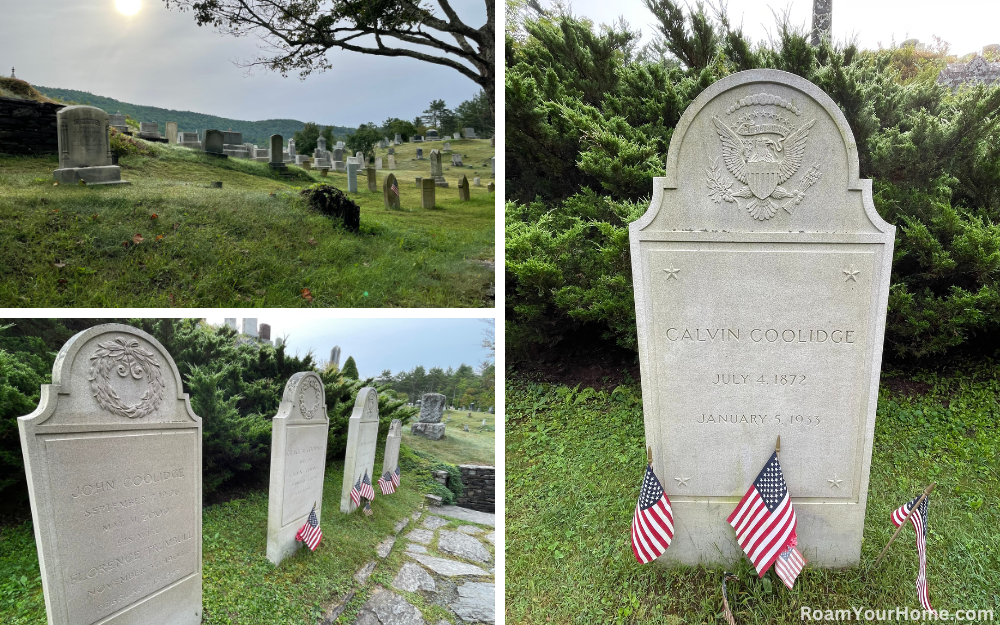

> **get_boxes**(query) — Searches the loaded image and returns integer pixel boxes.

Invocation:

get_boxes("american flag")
[295,505,322,550]
[891,495,934,612]
[360,471,375,502]
[631,464,674,563]
[378,470,396,495]
[363,501,373,517]
[392,465,401,488]
[774,545,806,589]
[350,476,362,508]
[391,182,399,196]
[727,451,798,577]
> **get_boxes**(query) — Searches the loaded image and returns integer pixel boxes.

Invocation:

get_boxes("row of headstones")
[410,128,477,142]
[16,324,406,625]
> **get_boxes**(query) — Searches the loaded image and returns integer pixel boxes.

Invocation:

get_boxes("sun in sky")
[115,0,141,16]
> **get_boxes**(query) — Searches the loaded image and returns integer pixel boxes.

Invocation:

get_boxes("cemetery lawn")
[505,364,1000,624]
[0,443,484,625]
[0,138,495,307]
[401,409,496,466]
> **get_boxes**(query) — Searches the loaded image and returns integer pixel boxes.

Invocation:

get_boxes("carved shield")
[747,160,780,199]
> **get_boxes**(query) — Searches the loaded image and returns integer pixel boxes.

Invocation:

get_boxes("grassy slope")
[0,139,495,307]
[0,437,496,625]
[401,409,496,466]
[505,366,1000,624]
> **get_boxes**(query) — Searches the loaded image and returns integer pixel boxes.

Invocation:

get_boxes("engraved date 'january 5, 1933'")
[696,413,820,425]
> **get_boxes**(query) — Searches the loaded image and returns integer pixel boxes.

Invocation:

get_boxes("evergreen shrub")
[301,184,361,232]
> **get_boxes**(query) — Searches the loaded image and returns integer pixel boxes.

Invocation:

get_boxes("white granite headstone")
[629,69,895,567]
[18,324,202,625]
[53,106,128,185]
[266,372,329,565]
[381,419,402,477]
[340,388,380,513]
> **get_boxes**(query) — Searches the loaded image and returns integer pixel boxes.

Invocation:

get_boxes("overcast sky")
[203,316,493,378]
[0,0,486,127]
[564,0,1000,55]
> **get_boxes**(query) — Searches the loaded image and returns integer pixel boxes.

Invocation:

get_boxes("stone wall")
[0,96,64,155]
[456,465,494,513]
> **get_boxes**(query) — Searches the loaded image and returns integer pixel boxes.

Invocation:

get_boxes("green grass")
[0,440,487,625]
[401,409,496,466]
[0,138,495,307]
[505,365,1000,624]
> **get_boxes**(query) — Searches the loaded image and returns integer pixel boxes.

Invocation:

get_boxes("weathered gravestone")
[53,106,129,186]
[340,388,380,513]
[410,393,446,440]
[473,177,481,187]
[382,419,403,476]
[416,148,423,160]
[490,157,495,177]
[266,372,329,565]
[375,157,382,170]
[269,135,286,170]
[330,346,341,369]
[427,129,439,141]
[18,324,203,625]
[443,142,451,151]
[347,162,359,193]
[367,167,377,193]
[109,112,128,133]
[202,130,226,157]
[165,122,178,144]
[394,133,401,144]
[387,155,396,169]
[458,174,470,201]
[242,318,257,338]
[177,132,201,149]
[451,154,463,167]
[430,150,448,187]
[420,178,436,209]
[463,127,476,138]
[138,122,159,139]
[629,70,895,567]
[487,182,494,192]
[453,133,460,140]
[383,173,401,209]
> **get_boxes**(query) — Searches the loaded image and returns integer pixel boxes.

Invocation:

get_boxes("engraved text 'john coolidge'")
[664,327,857,343]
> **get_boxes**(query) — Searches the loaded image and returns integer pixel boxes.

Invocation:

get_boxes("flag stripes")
[631,464,674,564]
[295,506,322,551]
[378,470,396,495]
[774,546,806,590]
[727,451,798,578]
[891,496,934,612]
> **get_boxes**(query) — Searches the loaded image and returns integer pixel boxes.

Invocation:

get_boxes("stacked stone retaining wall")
[456,465,494,513]
[0,96,64,155]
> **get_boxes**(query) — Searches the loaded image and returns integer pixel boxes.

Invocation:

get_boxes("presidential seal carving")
[298,376,324,420]
[88,337,165,418]
[706,92,823,220]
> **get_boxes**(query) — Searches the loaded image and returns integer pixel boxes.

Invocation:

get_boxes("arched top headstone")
[37,323,196,427]
[56,105,112,170]
[389,418,401,436]
[633,69,892,235]
[352,387,379,423]
[277,371,329,423]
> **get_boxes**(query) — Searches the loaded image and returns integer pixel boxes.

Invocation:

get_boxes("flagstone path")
[351,506,496,625]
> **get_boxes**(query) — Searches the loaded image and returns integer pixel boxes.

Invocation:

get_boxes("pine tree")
[341,356,359,379]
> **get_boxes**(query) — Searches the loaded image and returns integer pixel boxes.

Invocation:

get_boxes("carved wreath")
[298,376,324,420]
[89,337,165,419]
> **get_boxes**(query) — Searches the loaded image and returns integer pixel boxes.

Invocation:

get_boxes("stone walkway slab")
[355,589,425,625]
[391,562,437,593]
[456,525,482,535]
[422,515,449,530]
[436,506,494,527]
[451,582,495,623]
[355,561,377,585]
[406,529,434,545]
[406,543,427,554]
[407,554,490,577]
[437,531,491,563]
[484,532,495,545]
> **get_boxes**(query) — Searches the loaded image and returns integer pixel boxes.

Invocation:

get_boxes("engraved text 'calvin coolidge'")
[629,70,895,567]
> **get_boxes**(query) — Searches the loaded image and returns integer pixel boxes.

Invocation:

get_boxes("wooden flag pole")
[775,435,780,459]
[647,446,653,466]
[873,482,935,567]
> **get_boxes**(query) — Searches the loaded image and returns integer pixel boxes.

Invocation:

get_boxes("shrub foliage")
[506,6,1000,360]
[301,184,361,232]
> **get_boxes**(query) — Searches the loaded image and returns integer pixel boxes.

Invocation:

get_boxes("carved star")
[828,473,843,489]
[663,266,681,280]
[843,265,860,282]
[674,476,690,487]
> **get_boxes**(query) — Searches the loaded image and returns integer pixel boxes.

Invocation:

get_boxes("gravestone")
[451,154,463,167]
[53,106,128,185]
[430,150,448,187]
[383,173,400,209]
[266,372,329,565]
[416,148,423,160]
[317,136,327,152]
[333,147,345,172]
[259,324,271,342]
[937,55,1000,89]
[491,135,495,147]
[810,0,832,46]
[388,147,395,155]
[202,129,226,157]
[420,178,436,210]
[413,135,423,142]
[222,131,242,146]
[224,318,237,330]
[387,155,396,169]
[453,133,460,140]
[330,346,341,369]
[394,134,401,144]
[139,122,159,138]
[178,132,201,149]
[18,324,203,625]
[491,157,495,177]
[410,393,446,440]
[427,129,439,141]
[367,167,377,193]
[415,177,422,186]
[109,112,128,133]
[629,69,895,567]
[463,127,476,138]
[356,151,364,163]
[242,318,257,337]
[382,419,403,476]
[458,174,470,201]
[269,135,286,170]
[254,147,270,162]
[165,122,178,144]
[487,182,495,192]
[347,162,359,193]
[375,157,382,170]
[443,142,451,151]
[474,177,481,187]
[340,388,380,513]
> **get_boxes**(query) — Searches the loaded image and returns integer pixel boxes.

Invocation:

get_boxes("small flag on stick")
[392,465,401,488]
[360,471,375,501]
[378,470,396,495]
[391,182,399,196]
[774,545,806,589]
[350,476,362,508]
[295,504,322,550]
[363,501,373,517]
[631,447,674,563]
[727,438,798,578]
[721,573,739,625]
[889,490,935,612]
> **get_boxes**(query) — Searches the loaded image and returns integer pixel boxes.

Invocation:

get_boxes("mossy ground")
[0,138,495,307]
